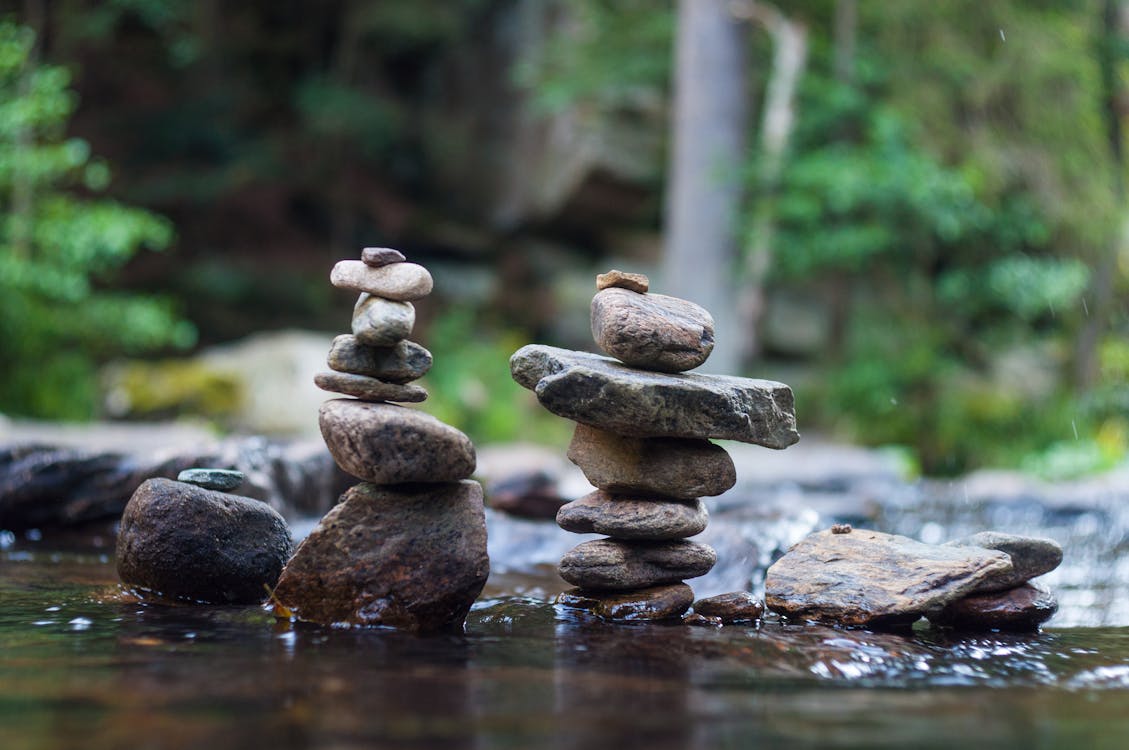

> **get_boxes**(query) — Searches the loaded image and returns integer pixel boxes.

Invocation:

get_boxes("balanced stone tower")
[511,270,799,621]
[273,248,489,632]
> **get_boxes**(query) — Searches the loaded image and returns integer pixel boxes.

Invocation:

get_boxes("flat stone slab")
[944,532,1062,590]
[765,528,1014,629]
[591,288,714,372]
[557,583,693,621]
[331,260,433,301]
[932,582,1058,632]
[510,345,799,447]
[566,424,735,499]
[352,294,415,347]
[176,468,245,492]
[558,538,716,591]
[556,490,708,540]
[693,592,764,623]
[327,335,432,383]
[273,480,488,631]
[314,371,427,403]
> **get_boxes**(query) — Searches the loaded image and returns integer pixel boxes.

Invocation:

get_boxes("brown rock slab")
[556,490,708,540]
[558,538,716,590]
[273,480,489,631]
[331,260,433,301]
[314,371,427,403]
[943,531,1063,590]
[318,399,475,484]
[352,294,415,347]
[116,478,293,604]
[591,288,714,372]
[566,424,735,499]
[693,592,765,623]
[596,269,649,294]
[361,247,406,267]
[557,583,694,621]
[765,528,1015,629]
[326,335,432,383]
[932,582,1058,632]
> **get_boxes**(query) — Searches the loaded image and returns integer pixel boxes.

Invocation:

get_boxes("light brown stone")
[591,288,714,372]
[693,592,764,623]
[556,490,708,539]
[314,371,427,403]
[331,260,433,300]
[558,538,716,590]
[596,269,649,293]
[352,293,415,346]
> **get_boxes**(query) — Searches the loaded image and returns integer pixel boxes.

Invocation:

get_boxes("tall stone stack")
[510,271,799,621]
[272,248,489,632]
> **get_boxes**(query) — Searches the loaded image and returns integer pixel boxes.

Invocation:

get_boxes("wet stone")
[566,424,735,500]
[326,335,432,383]
[361,246,406,267]
[591,288,714,373]
[352,294,415,347]
[314,371,427,403]
[557,583,694,621]
[176,468,245,492]
[596,269,649,294]
[693,592,765,623]
[683,613,723,627]
[932,582,1058,632]
[558,538,717,591]
[943,531,1063,590]
[556,490,708,540]
[331,261,433,301]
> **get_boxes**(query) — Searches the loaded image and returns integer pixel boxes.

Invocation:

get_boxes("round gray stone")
[558,538,717,591]
[943,532,1063,590]
[176,468,245,492]
[314,371,427,403]
[326,335,432,383]
[352,293,415,347]
[591,288,714,373]
[556,490,708,540]
[332,260,433,301]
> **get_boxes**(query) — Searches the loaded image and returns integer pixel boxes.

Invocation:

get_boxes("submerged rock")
[272,480,489,631]
[591,288,714,372]
[932,582,1058,632]
[693,592,765,623]
[557,583,694,621]
[116,478,293,604]
[326,335,432,383]
[558,538,717,590]
[556,490,708,540]
[943,531,1063,590]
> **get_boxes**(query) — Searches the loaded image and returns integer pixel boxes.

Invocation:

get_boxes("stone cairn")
[271,248,489,632]
[511,270,799,622]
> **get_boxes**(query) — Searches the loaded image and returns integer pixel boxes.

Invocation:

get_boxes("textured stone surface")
[693,592,765,623]
[361,247,406,267]
[566,424,735,499]
[556,490,708,540]
[314,371,427,403]
[318,399,475,483]
[596,269,649,294]
[116,478,293,604]
[944,532,1063,590]
[510,345,799,447]
[176,468,245,492]
[331,260,433,300]
[591,288,714,372]
[932,582,1058,632]
[326,335,432,383]
[765,529,1014,629]
[558,538,717,590]
[352,294,415,347]
[557,583,694,621]
[273,481,488,631]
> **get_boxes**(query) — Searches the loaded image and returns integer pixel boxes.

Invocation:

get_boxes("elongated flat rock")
[943,532,1062,590]
[510,345,799,447]
[559,538,716,590]
[332,260,433,300]
[557,584,693,621]
[352,294,414,347]
[556,490,708,540]
[314,371,427,403]
[932,582,1058,632]
[327,335,432,383]
[592,288,714,372]
[765,528,1015,629]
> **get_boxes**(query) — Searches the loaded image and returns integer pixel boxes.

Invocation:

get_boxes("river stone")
[943,532,1063,590]
[764,528,1015,629]
[556,490,708,540]
[932,582,1058,632]
[510,345,799,448]
[693,592,765,623]
[352,294,415,347]
[596,269,649,294]
[361,246,406,267]
[272,480,489,631]
[116,478,293,604]
[176,468,245,492]
[314,371,427,403]
[557,583,694,621]
[591,288,714,373]
[326,335,432,383]
[331,260,433,301]
[318,399,475,483]
[558,538,717,590]
[566,424,735,499]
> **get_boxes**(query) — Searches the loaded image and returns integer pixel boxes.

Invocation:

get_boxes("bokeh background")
[2,0,1128,477]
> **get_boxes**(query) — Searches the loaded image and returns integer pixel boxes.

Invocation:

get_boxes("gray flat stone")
[361,247,406,267]
[510,345,798,447]
[558,538,717,590]
[176,468,245,492]
[352,294,415,347]
[557,583,693,621]
[332,261,433,301]
[556,490,708,540]
[943,532,1063,590]
[326,335,432,383]
[591,288,714,372]
[314,371,427,403]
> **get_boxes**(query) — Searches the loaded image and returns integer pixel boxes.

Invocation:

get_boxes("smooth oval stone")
[176,468,245,492]
[318,399,475,483]
[591,288,714,373]
[314,371,427,403]
[693,592,764,623]
[117,478,293,604]
[361,247,406,267]
[943,532,1063,590]
[566,423,735,499]
[596,269,649,293]
[326,335,432,383]
[556,490,708,540]
[352,293,415,347]
[558,538,717,591]
[332,261,433,301]
[932,582,1058,632]
[557,583,694,621]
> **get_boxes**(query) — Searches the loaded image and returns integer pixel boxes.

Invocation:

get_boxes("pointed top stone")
[361,247,406,267]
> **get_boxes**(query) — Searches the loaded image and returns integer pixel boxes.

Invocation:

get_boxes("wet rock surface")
[934,582,1059,632]
[944,532,1063,590]
[591,288,714,372]
[559,538,717,590]
[352,294,415,346]
[326,335,432,383]
[313,371,428,403]
[693,592,765,623]
[331,260,433,300]
[116,478,293,604]
[557,583,694,621]
[556,490,708,540]
[273,481,488,631]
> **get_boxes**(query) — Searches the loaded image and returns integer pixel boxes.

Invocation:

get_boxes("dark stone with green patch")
[176,468,245,492]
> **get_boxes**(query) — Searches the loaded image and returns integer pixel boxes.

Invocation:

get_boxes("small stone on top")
[176,468,245,492]
[361,247,406,267]
[597,269,649,294]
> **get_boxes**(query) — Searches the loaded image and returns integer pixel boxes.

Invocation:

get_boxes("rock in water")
[318,399,475,484]
[176,468,245,492]
[556,490,708,540]
[331,261,433,301]
[313,371,428,403]
[693,592,764,623]
[361,247,406,267]
[557,584,694,621]
[591,288,714,372]
[352,294,415,346]
[116,478,293,604]
[558,538,716,590]
[943,532,1063,590]
[932,582,1058,632]
[765,528,1014,629]
[566,424,735,499]
[272,481,489,631]
[326,335,432,383]
[596,270,650,294]
[510,345,798,448]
